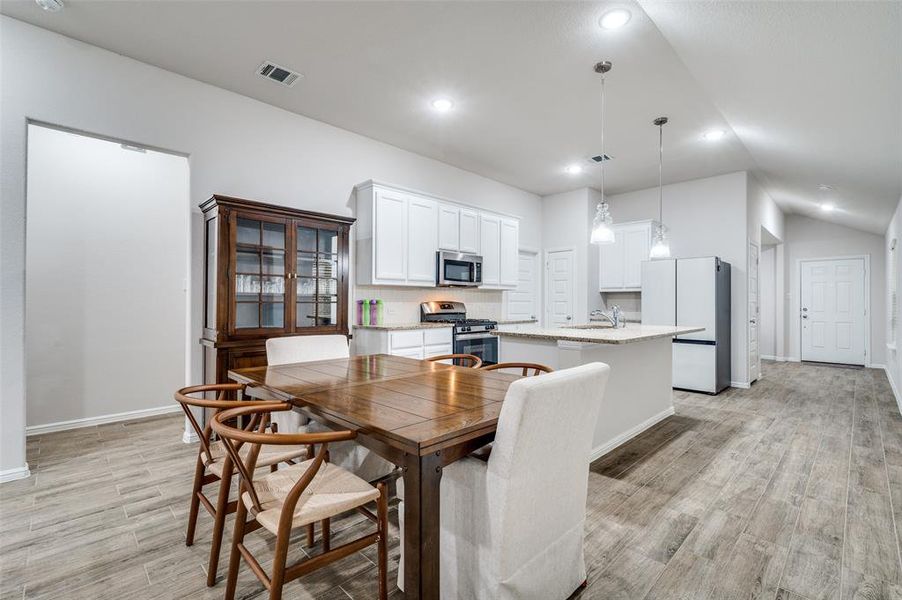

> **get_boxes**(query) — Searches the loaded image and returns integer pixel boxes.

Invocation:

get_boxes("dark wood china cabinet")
[199,195,354,386]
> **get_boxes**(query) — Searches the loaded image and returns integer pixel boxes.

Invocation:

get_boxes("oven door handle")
[454,332,497,341]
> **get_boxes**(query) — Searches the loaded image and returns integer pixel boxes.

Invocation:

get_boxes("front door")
[749,241,760,382]
[800,258,866,365]
[545,249,575,327]
[507,250,539,323]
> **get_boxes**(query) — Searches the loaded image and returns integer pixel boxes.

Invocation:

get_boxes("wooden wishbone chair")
[174,383,312,587]
[427,353,483,368]
[480,362,554,376]
[212,403,388,600]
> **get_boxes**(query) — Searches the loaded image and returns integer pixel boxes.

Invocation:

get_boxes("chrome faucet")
[591,305,625,328]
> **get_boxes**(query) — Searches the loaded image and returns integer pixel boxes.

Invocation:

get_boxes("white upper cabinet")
[438,204,460,251]
[500,217,519,287]
[459,209,479,254]
[356,181,518,288]
[407,197,438,283]
[373,188,408,283]
[479,214,501,286]
[598,220,654,291]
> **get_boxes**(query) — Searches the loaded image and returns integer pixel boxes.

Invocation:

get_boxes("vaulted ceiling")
[2,0,899,233]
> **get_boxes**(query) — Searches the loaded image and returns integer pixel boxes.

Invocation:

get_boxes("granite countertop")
[497,319,538,325]
[493,324,705,345]
[352,322,452,331]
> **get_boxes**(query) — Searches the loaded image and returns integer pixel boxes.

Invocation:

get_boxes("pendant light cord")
[600,72,606,207]
[658,121,663,224]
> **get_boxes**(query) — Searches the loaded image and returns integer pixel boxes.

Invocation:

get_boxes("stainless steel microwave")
[436,251,483,287]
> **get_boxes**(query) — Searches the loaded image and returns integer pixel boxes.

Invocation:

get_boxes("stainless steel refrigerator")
[641,256,731,394]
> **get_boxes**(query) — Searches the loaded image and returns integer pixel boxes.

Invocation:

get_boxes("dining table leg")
[403,450,443,600]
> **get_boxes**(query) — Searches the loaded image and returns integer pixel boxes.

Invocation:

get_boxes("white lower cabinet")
[353,326,453,360]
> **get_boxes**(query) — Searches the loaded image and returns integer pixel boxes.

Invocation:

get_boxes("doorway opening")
[757,227,783,373]
[25,123,191,431]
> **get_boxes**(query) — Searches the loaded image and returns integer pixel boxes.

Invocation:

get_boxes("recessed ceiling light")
[35,0,64,11]
[820,203,835,212]
[599,9,631,30]
[565,164,583,175]
[702,129,726,141]
[817,184,834,192]
[431,98,454,113]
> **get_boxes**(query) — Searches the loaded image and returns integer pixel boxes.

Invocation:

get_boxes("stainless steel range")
[420,301,498,365]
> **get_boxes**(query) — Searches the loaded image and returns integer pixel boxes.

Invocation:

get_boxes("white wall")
[885,197,902,400]
[0,17,542,476]
[606,171,749,385]
[783,214,886,365]
[747,173,785,244]
[541,188,595,324]
[25,125,190,427]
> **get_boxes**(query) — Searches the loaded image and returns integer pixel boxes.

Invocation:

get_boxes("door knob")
[566,316,572,320]
[750,319,756,324]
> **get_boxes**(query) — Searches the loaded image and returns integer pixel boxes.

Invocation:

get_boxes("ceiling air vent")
[257,61,303,87]
[589,154,613,163]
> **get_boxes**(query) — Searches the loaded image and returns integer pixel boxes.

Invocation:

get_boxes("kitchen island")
[495,323,704,461]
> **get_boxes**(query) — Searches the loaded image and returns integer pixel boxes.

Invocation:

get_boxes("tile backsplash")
[354,286,505,324]
[600,291,642,322]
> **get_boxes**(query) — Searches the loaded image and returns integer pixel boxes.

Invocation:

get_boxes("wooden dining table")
[228,353,521,600]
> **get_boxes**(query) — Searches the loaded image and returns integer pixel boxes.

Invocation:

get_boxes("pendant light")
[591,60,616,245]
[649,116,671,259]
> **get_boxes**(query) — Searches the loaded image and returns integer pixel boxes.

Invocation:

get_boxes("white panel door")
[623,227,650,289]
[459,209,479,254]
[500,218,519,287]
[676,257,717,342]
[546,249,575,326]
[480,214,501,286]
[438,204,460,251]
[641,259,676,326]
[749,242,760,382]
[800,258,866,365]
[598,231,625,289]
[406,196,438,283]
[506,250,539,322]
[374,189,408,282]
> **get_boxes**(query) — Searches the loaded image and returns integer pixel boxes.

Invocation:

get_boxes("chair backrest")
[486,363,610,577]
[211,403,355,518]
[426,353,483,368]
[481,362,553,376]
[174,383,280,463]
[266,335,349,366]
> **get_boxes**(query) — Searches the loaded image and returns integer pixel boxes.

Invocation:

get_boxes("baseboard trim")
[0,464,31,483]
[731,381,751,389]
[882,365,902,417]
[589,406,676,463]
[26,405,181,437]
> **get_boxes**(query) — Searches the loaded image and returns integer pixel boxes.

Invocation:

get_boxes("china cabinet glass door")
[233,216,287,331]
[295,224,340,329]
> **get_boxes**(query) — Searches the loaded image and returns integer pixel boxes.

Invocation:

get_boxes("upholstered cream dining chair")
[265,335,396,483]
[396,362,611,600]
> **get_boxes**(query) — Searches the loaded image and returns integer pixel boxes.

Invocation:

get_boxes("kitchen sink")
[564,323,616,329]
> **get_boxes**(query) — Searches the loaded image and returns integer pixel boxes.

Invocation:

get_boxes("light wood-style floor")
[3,360,902,599]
